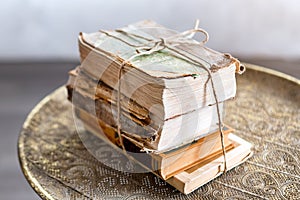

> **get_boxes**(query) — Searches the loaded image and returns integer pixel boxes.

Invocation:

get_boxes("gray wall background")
[1,0,300,61]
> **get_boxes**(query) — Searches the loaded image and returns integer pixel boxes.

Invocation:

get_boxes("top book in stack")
[75,20,244,153]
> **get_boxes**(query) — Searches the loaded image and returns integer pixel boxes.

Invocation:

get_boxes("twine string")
[101,20,227,172]
[116,62,127,154]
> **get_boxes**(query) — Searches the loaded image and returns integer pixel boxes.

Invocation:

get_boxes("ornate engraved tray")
[18,64,300,200]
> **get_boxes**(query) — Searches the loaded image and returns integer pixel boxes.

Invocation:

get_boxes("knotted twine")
[100,20,228,172]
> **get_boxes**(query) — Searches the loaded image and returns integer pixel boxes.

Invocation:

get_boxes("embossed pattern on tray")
[18,64,300,200]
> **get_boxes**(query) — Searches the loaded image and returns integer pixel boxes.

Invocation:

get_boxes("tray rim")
[17,63,299,200]
[243,62,299,85]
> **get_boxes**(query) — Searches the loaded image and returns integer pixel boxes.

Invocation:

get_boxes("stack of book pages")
[66,20,252,194]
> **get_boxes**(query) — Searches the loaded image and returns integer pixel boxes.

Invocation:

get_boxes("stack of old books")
[66,20,252,194]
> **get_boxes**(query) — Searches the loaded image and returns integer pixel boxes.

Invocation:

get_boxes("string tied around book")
[100,20,228,172]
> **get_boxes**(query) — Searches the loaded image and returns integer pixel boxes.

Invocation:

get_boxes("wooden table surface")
[0,59,299,200]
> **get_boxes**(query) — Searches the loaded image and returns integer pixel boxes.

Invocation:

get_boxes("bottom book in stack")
[74,107,253,194]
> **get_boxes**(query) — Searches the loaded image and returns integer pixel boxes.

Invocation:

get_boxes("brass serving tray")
[18,64,300,199]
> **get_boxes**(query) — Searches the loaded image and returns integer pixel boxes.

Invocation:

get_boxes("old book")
[74,20,244,152]
[67,69,225,152]
[79,20,241,121]
[75,107,233,180]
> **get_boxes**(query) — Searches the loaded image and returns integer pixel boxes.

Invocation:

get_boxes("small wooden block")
[167,134,253,194]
